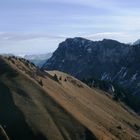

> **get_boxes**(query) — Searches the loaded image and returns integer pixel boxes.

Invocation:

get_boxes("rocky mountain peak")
[42,38,140,112]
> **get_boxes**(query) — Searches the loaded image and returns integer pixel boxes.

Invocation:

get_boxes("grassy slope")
[0,57,94,140]
[45,71,140,140]
[0,56,140,140]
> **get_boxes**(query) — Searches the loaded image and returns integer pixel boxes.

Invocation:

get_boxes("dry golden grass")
[1,56,140,140]
[44,71,140,140]
[0,57,87,140]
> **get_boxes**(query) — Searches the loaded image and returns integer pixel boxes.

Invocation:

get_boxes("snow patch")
[122,71,127,78]
[131,73,137,81]
[113,67,126,80]
[101,72,111,80]
[87,48,92,53]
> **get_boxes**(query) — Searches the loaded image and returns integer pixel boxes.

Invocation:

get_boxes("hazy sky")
[0,0,140,54]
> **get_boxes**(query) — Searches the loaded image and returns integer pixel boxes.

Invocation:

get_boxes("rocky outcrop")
[43,38,140,98]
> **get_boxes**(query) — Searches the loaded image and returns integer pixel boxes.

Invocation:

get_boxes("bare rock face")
[43,37,140,111]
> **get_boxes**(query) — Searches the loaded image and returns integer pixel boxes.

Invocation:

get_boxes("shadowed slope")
[1,56,140,140]
[0,56,97,140]
[0,125,9,140]
[0,81,44,140]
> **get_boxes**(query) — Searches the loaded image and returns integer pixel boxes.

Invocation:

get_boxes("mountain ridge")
[1,56,140,139]
[42,37,140,112]
[0,56,93,140]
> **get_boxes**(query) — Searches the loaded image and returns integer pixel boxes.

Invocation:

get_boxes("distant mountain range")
[133,39,140,45]
[24,53,52,68]
[0,53,52,68]
[42,37,140,112]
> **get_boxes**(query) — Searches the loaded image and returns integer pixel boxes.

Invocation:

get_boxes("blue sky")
[0,0,140,54]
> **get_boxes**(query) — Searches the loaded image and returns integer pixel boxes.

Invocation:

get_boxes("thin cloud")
[0,0,140,54]
[0,33,65,42]
[85,32,140,43]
